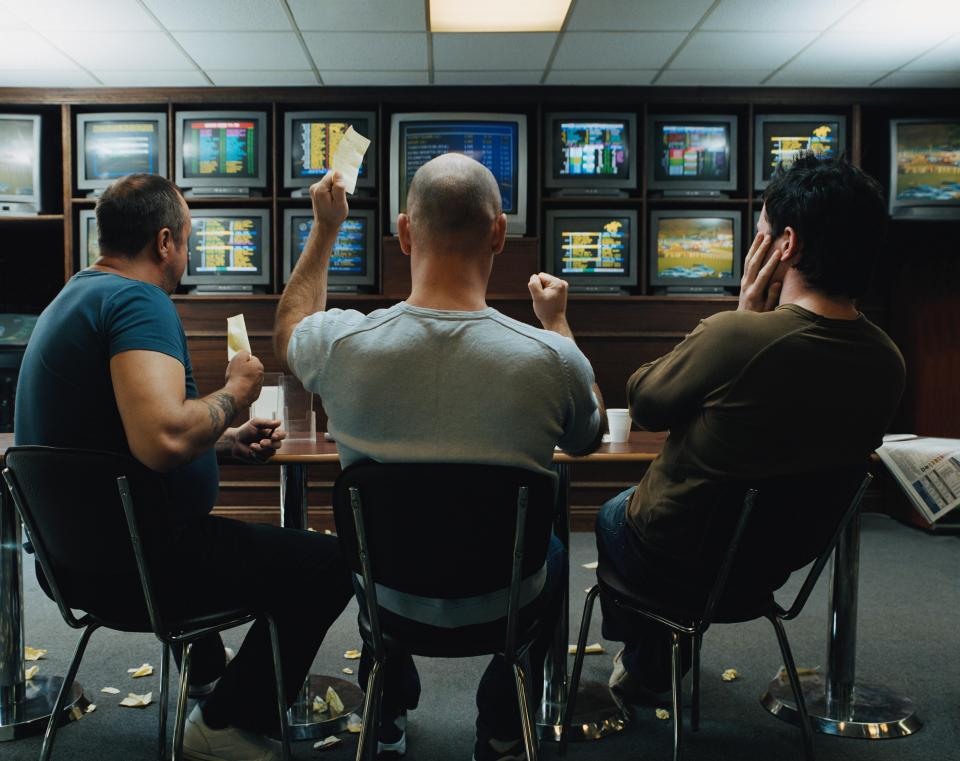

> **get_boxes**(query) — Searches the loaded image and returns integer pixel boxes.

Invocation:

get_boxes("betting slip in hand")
[227,314,251,361]
[331,126,371,194]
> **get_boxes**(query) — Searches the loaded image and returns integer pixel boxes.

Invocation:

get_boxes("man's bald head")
[406,153,503,242]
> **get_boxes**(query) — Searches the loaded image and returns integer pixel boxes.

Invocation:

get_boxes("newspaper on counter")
[876,435,960,524]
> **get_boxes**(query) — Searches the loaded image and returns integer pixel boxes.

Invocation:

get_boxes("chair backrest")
[332,461,556,599]
[2,446,170,628]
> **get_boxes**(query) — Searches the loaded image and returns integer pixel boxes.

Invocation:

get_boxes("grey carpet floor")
[7,514,959,761]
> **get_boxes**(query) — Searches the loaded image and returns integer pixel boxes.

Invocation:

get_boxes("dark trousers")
[40,515,353,735]
[355,535,567,740]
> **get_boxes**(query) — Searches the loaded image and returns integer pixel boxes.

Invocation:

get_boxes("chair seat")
[89,607,255,637]
[596,557,775,627]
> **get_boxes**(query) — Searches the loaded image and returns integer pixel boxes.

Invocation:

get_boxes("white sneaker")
[182,705,281,761]
[189,647,236,699]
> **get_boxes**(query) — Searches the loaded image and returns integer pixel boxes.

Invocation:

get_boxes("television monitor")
[78,209,100,268]
[76,112,167,194]
[283,111,376,193]
[754,114,845,191]
[889,119,960,219]
[648,115,738,195]
[649,210,742,294]
[282,208,376,291]
[181,208,271,292]
[543,113,637,193]
[544,209,638,292]
[389,112,528,234]
[174,111,267,195]
[0,114,41,215]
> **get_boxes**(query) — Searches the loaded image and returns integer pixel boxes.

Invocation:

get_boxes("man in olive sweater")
[597,155,906,702]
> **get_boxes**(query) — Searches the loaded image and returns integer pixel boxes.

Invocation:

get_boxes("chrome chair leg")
[356,659,385,761]
[559,584,600,756]
[691,633,702,732]
[769,615,815,761]
[172,642,193,761]
[158,642,171,760]
[512,660,540,761]
[265,615,291,761]
[39,623,99,761]
[670,631,684,761]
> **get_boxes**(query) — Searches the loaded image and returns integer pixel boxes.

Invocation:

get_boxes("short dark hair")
[762,155,887,298]
[95,174,187,258]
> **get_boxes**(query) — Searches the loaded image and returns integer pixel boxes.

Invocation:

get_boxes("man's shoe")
[182,704,281,761]
[472,734,527,761]
[608,648,671,708]
[377,710,407,759]
[188,647,236,699]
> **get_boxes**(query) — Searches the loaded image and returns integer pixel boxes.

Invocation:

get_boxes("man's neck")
[91,257,169,293]
[405,251,491,312]
[779,278,859,320]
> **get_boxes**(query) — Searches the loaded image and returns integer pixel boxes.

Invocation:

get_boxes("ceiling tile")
[6,0,157,31]
[289,0,425,31]
[765,68,889,87]
[875,70,960,87]
[0,69,100,86]
[566,0,714,31]
[142,0,291,32]
[208,69,318,86]
[433,33,556,70]
[320,70,430,86]
[552,32,685,69]
[434,70,544,85]
[0,12,27,30]
[656,69,768,86]
[0,30,78,69]
[786,32,942,71]
[834,0,960,34]
[672,32,816,69]
[903,34,960,71]
[703,0,861,32]
[303,32,427,70]
[544,69,657,85]
[94,69,211,86]
[174,31,309,69]
[45,31,196,70]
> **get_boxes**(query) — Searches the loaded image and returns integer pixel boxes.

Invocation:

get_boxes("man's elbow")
[131,433,191,473]
[273,328,292,374]
[628,399,668,432]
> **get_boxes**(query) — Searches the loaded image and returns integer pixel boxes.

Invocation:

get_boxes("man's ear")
[780,225,801,264]
[397,213,412,257]
[491,213,507,256]
[155,227,173,262]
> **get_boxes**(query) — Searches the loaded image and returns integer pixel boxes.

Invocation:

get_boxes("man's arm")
[111,349,263,472]
[274,171,349,373]
[528,272,607,454]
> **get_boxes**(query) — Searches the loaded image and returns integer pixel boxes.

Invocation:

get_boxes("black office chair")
[560,467,873,761]
[332,461,558,761]
[2,446,292,761]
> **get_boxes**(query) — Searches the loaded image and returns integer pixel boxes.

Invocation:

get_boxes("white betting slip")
[330,126,371,194]
[227,313,251,361]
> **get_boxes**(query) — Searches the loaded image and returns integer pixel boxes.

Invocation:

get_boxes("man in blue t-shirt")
[15,174,352,761]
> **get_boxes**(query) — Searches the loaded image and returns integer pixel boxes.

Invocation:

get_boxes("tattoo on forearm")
[201,392,238,438]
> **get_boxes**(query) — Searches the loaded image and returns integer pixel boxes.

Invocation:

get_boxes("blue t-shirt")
[14,270,219,522]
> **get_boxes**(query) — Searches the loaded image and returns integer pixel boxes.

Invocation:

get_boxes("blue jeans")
[354,534,567,739]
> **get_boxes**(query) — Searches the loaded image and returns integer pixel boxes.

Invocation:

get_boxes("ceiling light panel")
[430,0,572,32]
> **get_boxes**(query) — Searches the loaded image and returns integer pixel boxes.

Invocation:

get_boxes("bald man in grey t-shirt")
[274,155,605,761]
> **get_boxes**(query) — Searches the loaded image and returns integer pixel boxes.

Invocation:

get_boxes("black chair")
[2,446,291,761]
[560,467,873,761]
[332,461,558,761]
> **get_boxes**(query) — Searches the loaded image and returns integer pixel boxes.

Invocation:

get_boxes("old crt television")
[282,208,376,291]
[389,112,527,234]
[648,115,737,195]
[889,119,960,219]
[181,208,270,293]
[0,114,41,215]
[76,112,167,194]
[649,210,742,294]
[175,111,267,195]
[283,111,376,194]
[544,209,638,293]
[78,209,100,268]
[544,113,636,194]
[754,114,845,191]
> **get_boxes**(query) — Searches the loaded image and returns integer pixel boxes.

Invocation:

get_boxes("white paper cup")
[607,409,631,443]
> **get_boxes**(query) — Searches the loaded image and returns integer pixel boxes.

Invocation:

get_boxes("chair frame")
[345,478,541,761]
[3,458,292,761]
[560,473,873,761]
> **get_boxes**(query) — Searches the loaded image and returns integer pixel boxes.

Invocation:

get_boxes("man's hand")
[528,272,572,337]
[738,232,783,313]
[309,170,349,241]
[231,418,286,462]
[224,350,264,408]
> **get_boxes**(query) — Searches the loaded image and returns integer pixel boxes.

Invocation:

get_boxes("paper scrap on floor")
[311,695,327,714]
[330,126,371,194]
[347,714,363,733]
[314,736,341,750]
[25,665,39,680]
[344,649,361,659]
[85,704,96,714]
[326,686,345,716]
[582,561,598,569]
[101,687,120,694]
[24,646,46,661]
[342,667,354,675]
[127,663,153,678]
[119,692,152,708]
[721,668,739,682]
[568,642,604,655]
[227,314,251,361]
[655,708,670,720]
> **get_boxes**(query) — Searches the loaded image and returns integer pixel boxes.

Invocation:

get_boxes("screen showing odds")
[291,119,369,180]
[290,215,367,275]
[188,216,262,275]
[654,123,730,182]
[555,216,630,276]
[182,119,258,179]
[555,121,628,178]
[84,120,160,179]
[0,118,37,197]
[761,121,840,181]
[400,121,518,213]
